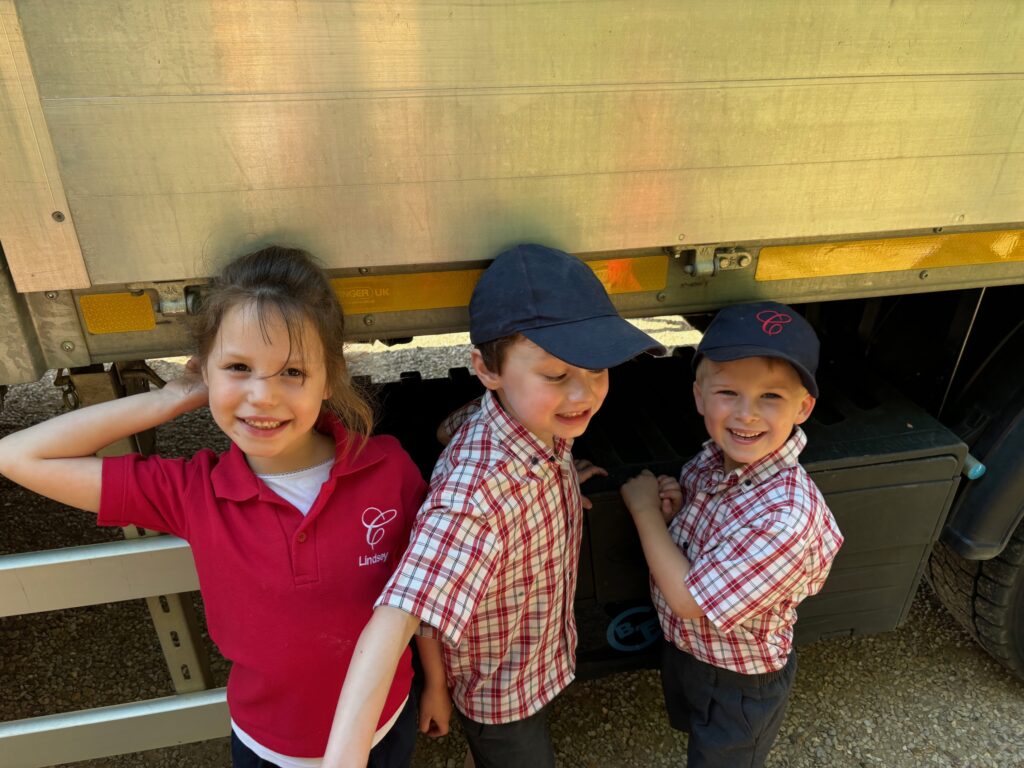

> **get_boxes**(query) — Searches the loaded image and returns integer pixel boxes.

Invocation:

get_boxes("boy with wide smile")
[620,301,844,768]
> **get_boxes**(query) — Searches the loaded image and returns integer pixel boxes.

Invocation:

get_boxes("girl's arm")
[0,364,208,513]
[415,634,451,738]
[322,606,422,768]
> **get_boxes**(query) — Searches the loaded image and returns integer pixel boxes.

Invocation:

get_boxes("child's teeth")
[246,419,281,429]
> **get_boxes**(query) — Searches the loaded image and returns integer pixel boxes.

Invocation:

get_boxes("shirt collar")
[478,390,572,466]
[697,426,807,491]
[210,412,385,501]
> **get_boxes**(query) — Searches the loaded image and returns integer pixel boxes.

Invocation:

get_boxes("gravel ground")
[2,319,1023,767]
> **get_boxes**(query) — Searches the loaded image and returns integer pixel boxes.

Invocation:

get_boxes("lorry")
[1,1,1022,765]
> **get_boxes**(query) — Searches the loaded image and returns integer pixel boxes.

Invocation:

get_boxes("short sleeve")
[686,514,810,634]
[376,491,503,648]
[98,454,194,539]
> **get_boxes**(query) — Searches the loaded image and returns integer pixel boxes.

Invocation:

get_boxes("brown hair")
[475,333,523,375]
[192,245,374,446]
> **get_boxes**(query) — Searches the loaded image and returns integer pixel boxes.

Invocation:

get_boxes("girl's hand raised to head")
[0,357,213,513]
[161,357,209,414]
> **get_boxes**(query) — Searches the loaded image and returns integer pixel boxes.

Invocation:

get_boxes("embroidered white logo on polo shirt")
[359,506,397,567]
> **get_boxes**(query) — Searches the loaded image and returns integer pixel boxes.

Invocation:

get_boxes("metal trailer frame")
[2,1,1024,763]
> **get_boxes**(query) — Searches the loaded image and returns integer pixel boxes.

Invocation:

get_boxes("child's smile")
[203,302,334,474]
[693,356,815,473]
[473,338,609,449]
[728,428,766,442]
[242,417,286,429]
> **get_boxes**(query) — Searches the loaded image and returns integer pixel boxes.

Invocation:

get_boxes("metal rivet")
[738,254,751,267]
[932,227,943,233]
[358,267,370,275]
[656,292,667,302]
[45,291,59,300]
[363,315,376,326]
[51,211,65,222]
[60,341,75,352]
[919,270,929,280]
[678,233,686,242]
[718,257,730,269]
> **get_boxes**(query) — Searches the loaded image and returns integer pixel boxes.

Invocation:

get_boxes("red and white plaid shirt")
[654,427,843,674]
[377,391,582,724]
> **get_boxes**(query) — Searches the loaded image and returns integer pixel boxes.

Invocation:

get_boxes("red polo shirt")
[98,416,426,758]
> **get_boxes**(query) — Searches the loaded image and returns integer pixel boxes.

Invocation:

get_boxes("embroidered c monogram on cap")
[693,300,820,398]
[756,310,792,336]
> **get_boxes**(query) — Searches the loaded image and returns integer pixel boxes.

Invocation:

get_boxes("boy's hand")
[656,474,684,523]
[161,357,209,414]
[418,681,452,738]
[574,459,608,510]
[620,470,664,522]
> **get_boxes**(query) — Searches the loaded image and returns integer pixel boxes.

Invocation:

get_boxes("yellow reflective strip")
[332,270,483,314]
[756,230,1024,281]
[589,254,669,295]
[332,255,668,314]
[79,293,156,334]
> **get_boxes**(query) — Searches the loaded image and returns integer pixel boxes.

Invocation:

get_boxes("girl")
[0,246,450,767]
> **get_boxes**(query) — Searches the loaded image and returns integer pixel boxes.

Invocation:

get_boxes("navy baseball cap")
[469,244,665,369]
[694,301,819,398]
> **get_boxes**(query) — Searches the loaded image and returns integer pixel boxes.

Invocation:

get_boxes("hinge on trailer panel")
[714,247,753,271]
[689,246,717,277]
[668,246,752,277]
[121,281,195,316]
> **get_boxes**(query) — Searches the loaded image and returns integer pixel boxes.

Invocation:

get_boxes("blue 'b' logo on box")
[607,606,660,652]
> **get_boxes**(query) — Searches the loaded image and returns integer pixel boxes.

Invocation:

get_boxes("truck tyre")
[928,521,1024,678]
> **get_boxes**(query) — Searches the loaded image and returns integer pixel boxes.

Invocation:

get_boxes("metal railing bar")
[0,536,199,616]
[0,688,228,768]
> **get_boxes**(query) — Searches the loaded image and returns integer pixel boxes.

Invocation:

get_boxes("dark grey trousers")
[661,641,797,768]
[230,694,417,768]
[455,704,555,768]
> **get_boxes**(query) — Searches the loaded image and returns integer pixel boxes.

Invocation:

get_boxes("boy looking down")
[324,244,664,767]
